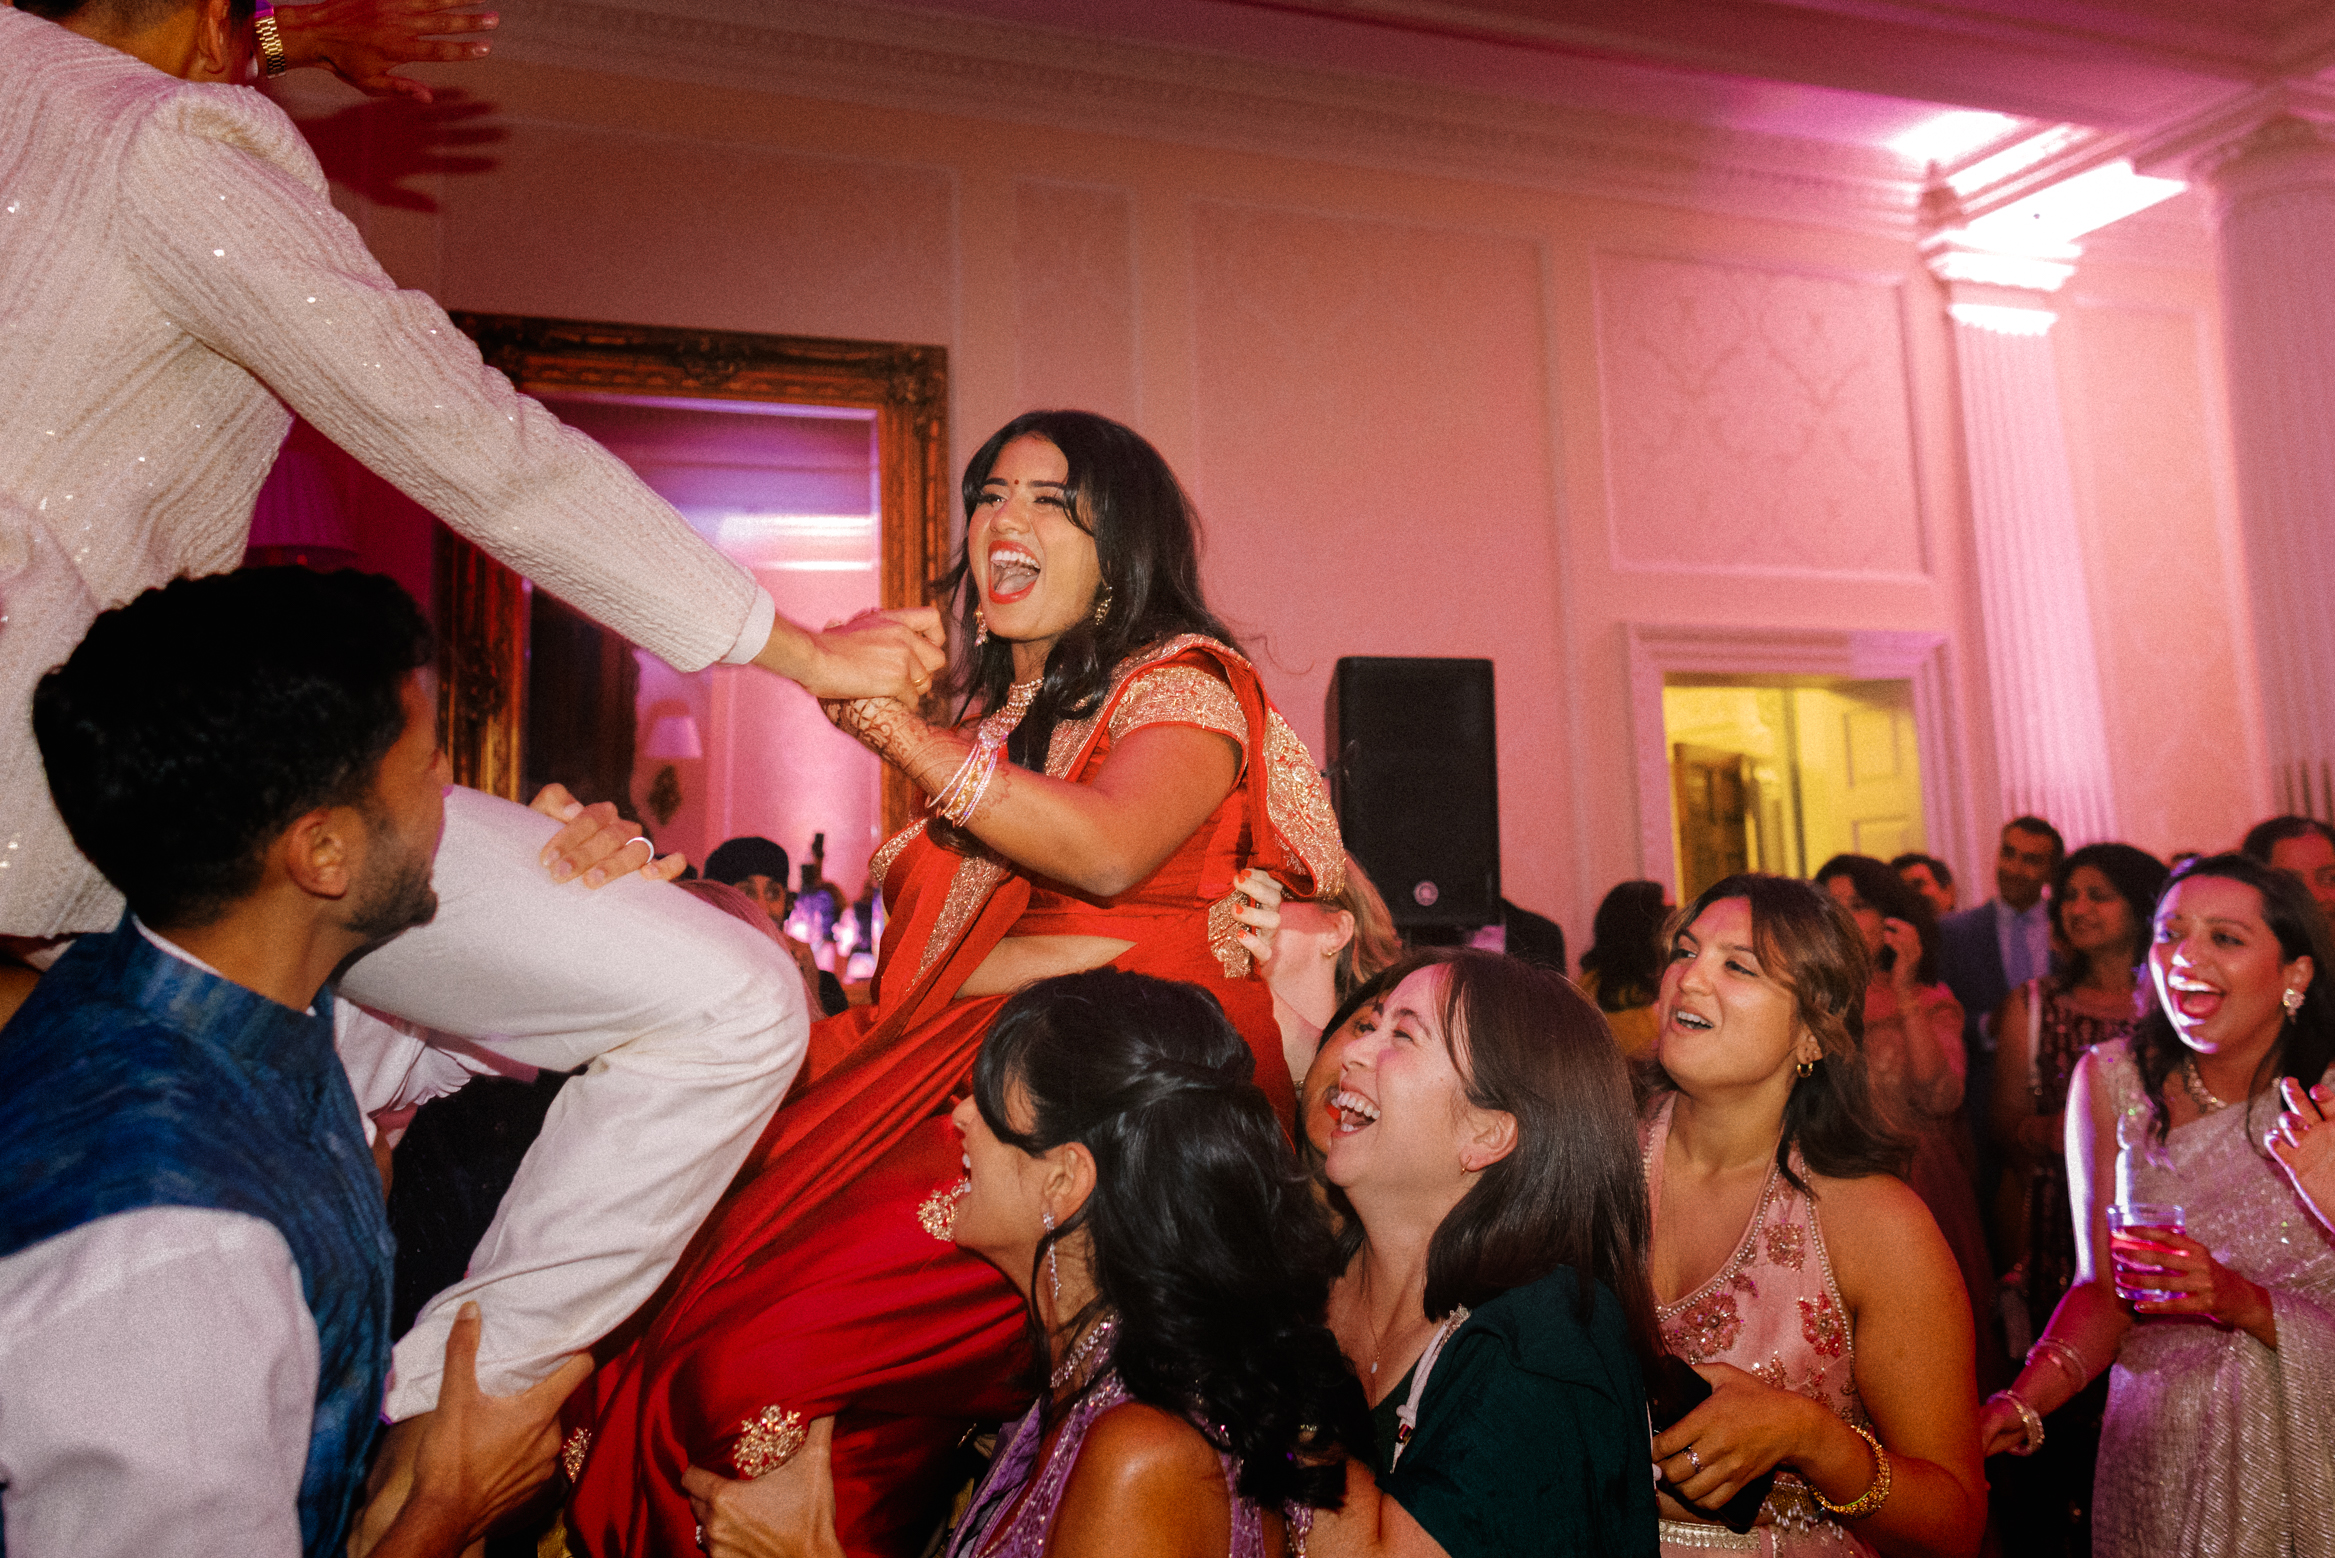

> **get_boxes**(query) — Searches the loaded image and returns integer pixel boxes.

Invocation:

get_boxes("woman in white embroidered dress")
[1978,854,2335,1557]
[1643,874,1984,1558]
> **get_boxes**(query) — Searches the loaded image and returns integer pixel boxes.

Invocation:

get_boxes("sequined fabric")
[0,10,763,936]
[1644,1098,1874,1557]
[945,1367,1277,1558]
[2090,1039,2335,1558]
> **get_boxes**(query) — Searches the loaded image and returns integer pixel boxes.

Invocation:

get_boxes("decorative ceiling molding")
[487,0,1929,237]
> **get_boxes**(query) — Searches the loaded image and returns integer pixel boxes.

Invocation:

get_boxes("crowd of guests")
[5,6,2335,1554]
[23,402,2335,1558]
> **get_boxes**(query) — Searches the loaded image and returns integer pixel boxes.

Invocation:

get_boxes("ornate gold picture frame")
[438,314,950,837]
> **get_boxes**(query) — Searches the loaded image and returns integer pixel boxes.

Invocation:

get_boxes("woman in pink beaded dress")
[1642,874,1985,1557]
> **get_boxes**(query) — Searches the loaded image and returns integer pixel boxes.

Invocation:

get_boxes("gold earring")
[1795,1056,1816,1079]
[973,607,988,650]
[1091,583,1113,627]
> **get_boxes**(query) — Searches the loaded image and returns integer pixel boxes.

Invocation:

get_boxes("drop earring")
[2286,986,2307,1021]
[974,607,989,650]
[1041,1209,1059,1305]
[1091,583,1113,627]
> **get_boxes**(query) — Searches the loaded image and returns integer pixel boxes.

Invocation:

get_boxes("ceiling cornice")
[487,0,1931,238]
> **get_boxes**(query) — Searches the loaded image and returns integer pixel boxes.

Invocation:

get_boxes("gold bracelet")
[250,0,288,76]
[1811,1422,1892,1520]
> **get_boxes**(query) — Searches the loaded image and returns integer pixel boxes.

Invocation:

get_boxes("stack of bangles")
[1989,1335,2089,1457]
[929,680,1040,827]
[1810,1423,1893,1520]
[931,734,1004,826]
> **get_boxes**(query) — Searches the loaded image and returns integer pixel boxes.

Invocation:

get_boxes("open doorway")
[1662,676,1927,902]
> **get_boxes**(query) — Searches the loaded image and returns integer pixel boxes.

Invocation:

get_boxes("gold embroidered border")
[1108,666,1247,751]
[560,1426,591,1484]
[869,819,926,889]
[1262,709,1345,899]
[734,1405,807,1478]
[912,854,1012,985]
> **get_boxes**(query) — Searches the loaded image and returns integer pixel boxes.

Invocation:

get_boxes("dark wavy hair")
[1814,853,1940,987]
[2241,815,2335,863]
[942,412,1242,768]
[1579,879,1668,1010]
[1356,953,1662,1375]
[971,969,1371,1509]
[2132,853,2335,1146]
[2049,843,2168,983]
[1643,873,1912,1189]
[33,567,432,927]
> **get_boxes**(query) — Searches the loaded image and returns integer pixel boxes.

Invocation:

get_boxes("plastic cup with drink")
[2108,1202,2188,1306]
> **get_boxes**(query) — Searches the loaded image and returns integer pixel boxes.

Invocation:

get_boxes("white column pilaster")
[1926,247,2120,846]
[2198,116,2335,821]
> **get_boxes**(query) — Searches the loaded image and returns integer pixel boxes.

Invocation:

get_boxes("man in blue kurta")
[0,568,586,1558]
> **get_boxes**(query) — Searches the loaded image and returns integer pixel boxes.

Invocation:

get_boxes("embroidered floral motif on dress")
[561,1426,591,1483]
[1763,1217,1807,1270]
[918,1178,969,1242]
[1108,666,1248,749]
[1662,1273,1753,1360]
[1207,890,1250,979]
[1797,1290,1848,1359]
[733,1405,807,1478]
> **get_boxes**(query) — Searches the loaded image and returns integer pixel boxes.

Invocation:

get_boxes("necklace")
[1354,1262,1424,1379]
[2182,1055,2232,1113]
[1050,1314,1118,1391]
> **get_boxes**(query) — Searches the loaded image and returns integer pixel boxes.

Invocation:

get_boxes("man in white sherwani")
[0,0,947,1543]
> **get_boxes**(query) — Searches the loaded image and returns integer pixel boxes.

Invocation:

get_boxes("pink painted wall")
[269,49,2254,941]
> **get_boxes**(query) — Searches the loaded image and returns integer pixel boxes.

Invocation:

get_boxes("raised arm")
[831,698,1240,898]
[117,93,940,699]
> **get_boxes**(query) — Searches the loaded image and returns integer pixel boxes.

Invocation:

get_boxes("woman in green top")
[1309,950,1662,1557]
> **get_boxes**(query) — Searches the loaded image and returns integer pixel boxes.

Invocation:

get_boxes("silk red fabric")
[562,642,1328,1556]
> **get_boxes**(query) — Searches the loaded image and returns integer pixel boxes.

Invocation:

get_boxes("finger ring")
[1685,1444,1703,1475]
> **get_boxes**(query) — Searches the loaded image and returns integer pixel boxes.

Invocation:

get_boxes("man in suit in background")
[1937,815,2064,1248]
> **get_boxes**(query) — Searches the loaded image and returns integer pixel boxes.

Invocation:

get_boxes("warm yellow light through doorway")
[1661,676,1926,902]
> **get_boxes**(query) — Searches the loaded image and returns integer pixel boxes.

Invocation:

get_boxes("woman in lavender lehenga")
[1979,854,2335,1557]
[683,967,1373,1557]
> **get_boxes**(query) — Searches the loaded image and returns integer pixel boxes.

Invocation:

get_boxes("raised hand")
[2270,1076,2335,1236]
[275,0,498,102]
[681,1416,843,1558]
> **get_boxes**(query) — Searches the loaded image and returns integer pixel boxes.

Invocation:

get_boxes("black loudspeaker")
[1326,657,1499,929]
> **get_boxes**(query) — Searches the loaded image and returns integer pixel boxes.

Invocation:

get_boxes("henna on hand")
[826,698,964,793]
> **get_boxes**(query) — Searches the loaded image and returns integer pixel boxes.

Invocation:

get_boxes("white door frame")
[1624,623,1975,894]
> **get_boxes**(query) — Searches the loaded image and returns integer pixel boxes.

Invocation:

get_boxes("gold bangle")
[251,0,288,76]
[1811,1422,1892,1520]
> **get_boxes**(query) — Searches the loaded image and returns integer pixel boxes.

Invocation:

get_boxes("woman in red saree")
[561,411,1344,1557]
